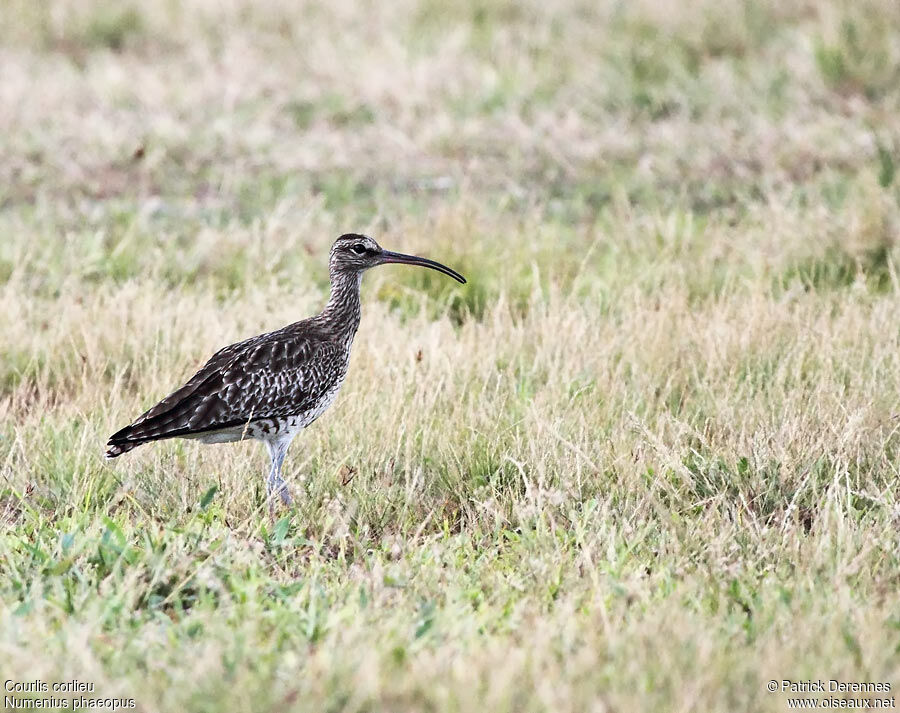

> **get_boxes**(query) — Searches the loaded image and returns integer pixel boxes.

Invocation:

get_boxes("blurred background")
[3,0,898,303]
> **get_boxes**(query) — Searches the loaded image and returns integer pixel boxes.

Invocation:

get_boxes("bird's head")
[329,233,466,284]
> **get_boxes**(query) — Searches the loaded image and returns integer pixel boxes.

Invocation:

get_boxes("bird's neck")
[320,269,363,344]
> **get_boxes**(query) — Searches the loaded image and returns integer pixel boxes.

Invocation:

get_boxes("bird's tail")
[105,440,140,459]
[105,423,147,459]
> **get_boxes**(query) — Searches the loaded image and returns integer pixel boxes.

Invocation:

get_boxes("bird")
[106,233,466,513]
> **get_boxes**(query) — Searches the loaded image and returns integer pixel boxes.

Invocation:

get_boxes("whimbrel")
[106,234,466,512]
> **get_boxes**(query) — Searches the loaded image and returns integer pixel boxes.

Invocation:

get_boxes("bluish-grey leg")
[264,439,293,516]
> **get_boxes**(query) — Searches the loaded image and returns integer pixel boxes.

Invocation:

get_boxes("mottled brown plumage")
[106,233,466,511]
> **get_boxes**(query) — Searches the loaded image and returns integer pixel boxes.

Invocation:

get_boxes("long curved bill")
[379,250,467,284]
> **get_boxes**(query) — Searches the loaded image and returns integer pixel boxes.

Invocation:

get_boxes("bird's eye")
[351,244,366,255]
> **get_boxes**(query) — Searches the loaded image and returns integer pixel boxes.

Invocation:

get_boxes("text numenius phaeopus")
[106,234,466,513]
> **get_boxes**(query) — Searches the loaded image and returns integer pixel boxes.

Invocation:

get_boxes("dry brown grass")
[1,0,900,711]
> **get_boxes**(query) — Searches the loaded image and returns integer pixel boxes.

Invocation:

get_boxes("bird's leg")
[265,459,278,519]
[264,439,293,516]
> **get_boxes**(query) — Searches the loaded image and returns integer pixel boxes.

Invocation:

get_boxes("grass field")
[2,0,900,710]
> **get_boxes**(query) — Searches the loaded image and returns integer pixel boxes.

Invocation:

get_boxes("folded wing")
[106,331,344,457]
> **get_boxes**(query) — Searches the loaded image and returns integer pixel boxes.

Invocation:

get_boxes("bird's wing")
[107,332,345,450]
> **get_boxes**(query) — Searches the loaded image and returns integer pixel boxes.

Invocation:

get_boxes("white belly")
[190,374,346,445]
